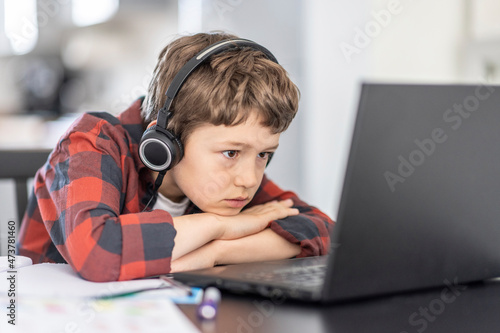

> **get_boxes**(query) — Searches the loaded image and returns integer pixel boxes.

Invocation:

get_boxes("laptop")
[172,83,500,303]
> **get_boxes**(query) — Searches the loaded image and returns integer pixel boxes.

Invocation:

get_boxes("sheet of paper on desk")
[0,264,201,333]
[0,297,201,333]
[2,263,187,299]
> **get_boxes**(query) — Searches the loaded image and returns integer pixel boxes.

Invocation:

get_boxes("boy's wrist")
[208,239,227,266]
[209,213,226,240]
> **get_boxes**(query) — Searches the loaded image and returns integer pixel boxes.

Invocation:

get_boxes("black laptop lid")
[324,83,500,301]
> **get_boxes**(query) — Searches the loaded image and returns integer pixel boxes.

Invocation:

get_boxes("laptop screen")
[325,83,500,300]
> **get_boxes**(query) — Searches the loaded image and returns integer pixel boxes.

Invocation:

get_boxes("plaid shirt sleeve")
[249,175,334,257]
[19,107,176,282]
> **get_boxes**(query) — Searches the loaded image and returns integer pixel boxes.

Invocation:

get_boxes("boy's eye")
[258,152,271,159]
[222,150,238,159]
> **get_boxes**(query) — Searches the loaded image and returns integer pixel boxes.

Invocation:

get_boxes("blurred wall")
[302,0,472,217]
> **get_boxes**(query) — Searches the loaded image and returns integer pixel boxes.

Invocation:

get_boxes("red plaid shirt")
[18,98,334,282]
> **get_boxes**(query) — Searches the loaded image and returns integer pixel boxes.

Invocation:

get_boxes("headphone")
[138,38,279,173]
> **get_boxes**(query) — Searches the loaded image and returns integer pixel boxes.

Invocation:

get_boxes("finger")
[278,198,294,207]
[281,207,299,218]
[270,206,300,221]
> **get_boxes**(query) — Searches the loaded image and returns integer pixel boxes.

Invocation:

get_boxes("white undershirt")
[152,192,190,217]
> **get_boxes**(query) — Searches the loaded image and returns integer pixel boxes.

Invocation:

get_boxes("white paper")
[0,263,201,332]
[0,296,200,333]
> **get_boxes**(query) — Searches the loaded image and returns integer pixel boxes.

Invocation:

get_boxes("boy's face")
[160,111,280,216]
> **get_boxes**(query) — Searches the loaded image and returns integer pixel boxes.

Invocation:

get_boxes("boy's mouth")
[224,197,249,208]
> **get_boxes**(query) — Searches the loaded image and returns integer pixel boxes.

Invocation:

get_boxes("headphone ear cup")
[172,135,184,164]
[139,126,183,171]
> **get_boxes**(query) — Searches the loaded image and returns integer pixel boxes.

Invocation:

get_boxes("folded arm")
[171,228,301,272]
[171,199,300,261]
[171,177,335,272]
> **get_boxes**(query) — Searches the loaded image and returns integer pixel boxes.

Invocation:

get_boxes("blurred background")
[0,0,499,229]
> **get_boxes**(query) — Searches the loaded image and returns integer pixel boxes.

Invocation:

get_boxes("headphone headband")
[157,38,279,129]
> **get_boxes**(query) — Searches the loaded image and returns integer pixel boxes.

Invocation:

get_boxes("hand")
[217,199,299,240]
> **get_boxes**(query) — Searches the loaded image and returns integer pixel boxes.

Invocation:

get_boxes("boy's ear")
[146,120,157,129]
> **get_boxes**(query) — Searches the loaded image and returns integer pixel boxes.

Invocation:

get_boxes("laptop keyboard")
[241,264,326,288]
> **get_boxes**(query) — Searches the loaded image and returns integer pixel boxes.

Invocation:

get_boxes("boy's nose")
[234,159,259,189]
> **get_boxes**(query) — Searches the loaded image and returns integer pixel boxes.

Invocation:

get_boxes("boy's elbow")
[71,257,121,282]
[78,268,120,283]
[294,238,326,258]
[77,267,120,282]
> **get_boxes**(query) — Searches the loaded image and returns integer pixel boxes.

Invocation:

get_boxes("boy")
[18,32,334,282]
